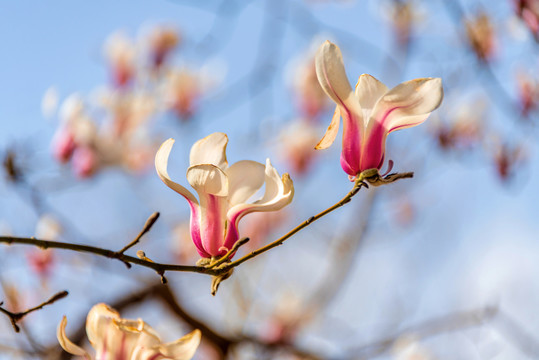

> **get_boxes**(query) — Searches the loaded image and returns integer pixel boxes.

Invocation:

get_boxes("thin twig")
[0,171,412,282]
[115,212,160,268]
[206,237,250,270]
[0,236,216,275]
[223,171,379,270]
[0,290,68,332]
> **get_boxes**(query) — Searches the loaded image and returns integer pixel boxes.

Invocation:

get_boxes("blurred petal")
[189,132,228,170]
[155,139,198,205]
[86,303,120,347]
[226,160,266,207]
[131,329,201,360]
[57,316,91,359]
[155,329,201,360]
[315,105,340,150]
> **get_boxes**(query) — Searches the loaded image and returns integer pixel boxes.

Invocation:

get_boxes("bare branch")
[116,212,160,259]
[0,290,68,332]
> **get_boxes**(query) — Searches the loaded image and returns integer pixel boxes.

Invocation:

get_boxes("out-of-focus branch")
[0,290,68,332]
[494,309,539,358]
[310,190,378,310]
[348,306,498,359]
[51,281,322,360]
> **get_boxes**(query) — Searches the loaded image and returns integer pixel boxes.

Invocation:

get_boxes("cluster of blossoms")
[56,39,444,357]
[155,133,294,259]
[58,303,201,359]
[49,25,216,178]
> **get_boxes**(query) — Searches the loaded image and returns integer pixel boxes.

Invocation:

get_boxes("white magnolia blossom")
[58,303,201,360]
[155,132,294,258]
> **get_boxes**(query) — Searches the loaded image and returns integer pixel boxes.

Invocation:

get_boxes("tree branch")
[0,290,68,332]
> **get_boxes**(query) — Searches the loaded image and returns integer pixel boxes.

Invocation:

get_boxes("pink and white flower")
[155,133,294,259]
[314,41,443,177]
[57,303,201,360]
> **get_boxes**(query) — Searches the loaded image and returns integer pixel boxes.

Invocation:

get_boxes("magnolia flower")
[314,41,443,177]
[58,303,201,360]
[155,133,294,259]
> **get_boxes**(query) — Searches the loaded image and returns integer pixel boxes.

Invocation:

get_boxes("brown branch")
[117,212,160,259]
[0,236,216,275]
[0,290,68,332]
[224,170,410,271]
[0,171,412,287]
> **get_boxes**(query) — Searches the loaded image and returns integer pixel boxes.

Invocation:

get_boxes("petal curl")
[315,41,353,105]
[186,164,228,197]
[224,159,294,251]
[155,139,198,206]
[131,329,201,360]
[189,132,228,170]
[57,316,91,359]
[86,303,120,347]
[371,77,443,132]
[226,160,266,207]
[315,105,340,150]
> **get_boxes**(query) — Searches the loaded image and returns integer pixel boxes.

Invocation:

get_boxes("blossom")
[314,41,443,177]
[155,133,294,259]
[104,32,136,88]
[57,303,201,360]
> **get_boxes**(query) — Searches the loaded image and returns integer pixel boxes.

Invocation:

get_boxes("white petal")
[112,318,156,358]
[354,74,388,111]
[155,139,198,205]
[186,164,228,197]
[131,329,201,360]
[315,41,353,105]
[227,159,294,221]
[226,160,265,207]
[315,105,340,150]
[86,303,120,347]
[156,329,202,360]
[371,77,443,132]
[189,132,228,170]
[57,316,91,359]
[59,93,84,124]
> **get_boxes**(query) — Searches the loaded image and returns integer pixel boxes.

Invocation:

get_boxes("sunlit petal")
[315,105,340,150]
[224,159,294,250]
[155,139,199,205]
[57,316,91,359]
[315,41,353,106]
[186,164,228,197]
[226,160,265,207]
[371,77,443,132]
[158,329,201,360]
[86,303,120,347]
[189,132,228,170]
[354,74,389,113]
